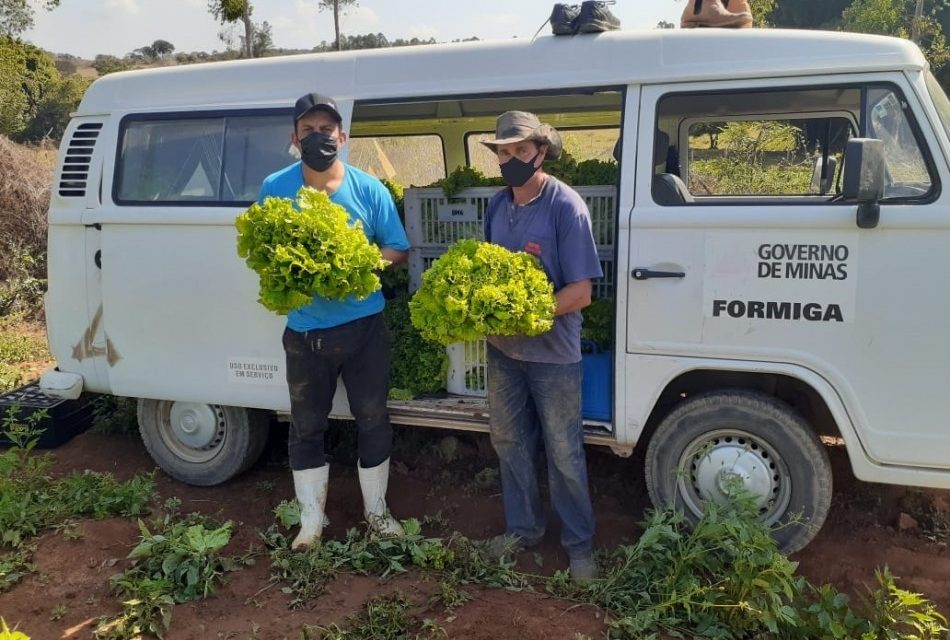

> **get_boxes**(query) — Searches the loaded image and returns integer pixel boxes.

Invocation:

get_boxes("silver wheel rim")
[159,401,227,464]
[676,428,792,525]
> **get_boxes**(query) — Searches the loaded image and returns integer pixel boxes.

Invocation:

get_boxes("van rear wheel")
[644,390,832,554]
[137,399,269,486]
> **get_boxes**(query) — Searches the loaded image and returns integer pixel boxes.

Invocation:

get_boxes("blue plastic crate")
[581,344,612,421]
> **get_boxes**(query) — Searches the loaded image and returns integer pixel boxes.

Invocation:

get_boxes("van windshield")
[926,71,950,141]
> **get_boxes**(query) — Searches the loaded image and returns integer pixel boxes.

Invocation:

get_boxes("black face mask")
[299,132,338,172]
[500,151,541,188]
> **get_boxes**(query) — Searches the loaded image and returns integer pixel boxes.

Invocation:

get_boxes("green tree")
[0,37,27,135]
[840,0,950,74]
[391,36,437,47]
[318,0,359,51]
[750,0,778,25]
[53,53,78,75]
[0,0,61,37]
[21,73,91,141]
[12,39,57,130]
[768,0,853,29]
[92,53,131,75]
[151,39,175,59]
[241,20,271,57]
[130,44,156,62]
[841,0,903,32]
[0,35,64,139]
[208,0,254,58]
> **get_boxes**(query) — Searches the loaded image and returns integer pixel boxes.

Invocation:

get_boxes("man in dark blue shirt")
[481,111,602,580]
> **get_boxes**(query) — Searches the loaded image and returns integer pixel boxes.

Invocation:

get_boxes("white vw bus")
[42,28,950,552]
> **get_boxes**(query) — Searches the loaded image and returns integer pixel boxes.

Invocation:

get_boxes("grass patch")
[0,545,34,592]
[269,498,948,640]
[0,407,155,591]
[302,593,445,640]
[264,516,510,607]
[0,314,48,393]
[0,364,23,395]
[0,330,45,364]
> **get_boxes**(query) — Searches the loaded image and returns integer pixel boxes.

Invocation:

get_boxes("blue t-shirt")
[258,162,410,331]
[484,176,603,364]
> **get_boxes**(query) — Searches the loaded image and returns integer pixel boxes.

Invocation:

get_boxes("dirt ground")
[1,423,949,639]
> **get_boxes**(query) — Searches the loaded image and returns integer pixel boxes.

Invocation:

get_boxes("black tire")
[644,390,832,554]
[137,399,269,486]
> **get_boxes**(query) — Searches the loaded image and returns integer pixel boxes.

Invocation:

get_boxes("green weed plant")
[270,496,948,640]
[302,593,445,640]
[0,406,154,589]
[95,512,237,640]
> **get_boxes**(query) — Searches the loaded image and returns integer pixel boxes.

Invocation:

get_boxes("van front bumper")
[39,368,84,400]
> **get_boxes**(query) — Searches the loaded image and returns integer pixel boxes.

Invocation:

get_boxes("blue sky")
[24,0,683,59]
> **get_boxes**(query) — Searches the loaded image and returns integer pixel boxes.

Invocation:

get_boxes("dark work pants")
[282,313,393,471]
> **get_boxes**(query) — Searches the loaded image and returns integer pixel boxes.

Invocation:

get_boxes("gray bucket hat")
[480,111,563,160]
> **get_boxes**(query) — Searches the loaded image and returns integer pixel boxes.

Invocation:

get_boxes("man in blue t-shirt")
[481,111,602,580]
[258,93,410,550]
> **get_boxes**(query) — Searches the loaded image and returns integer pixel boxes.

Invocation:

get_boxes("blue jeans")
[487,345,595,558]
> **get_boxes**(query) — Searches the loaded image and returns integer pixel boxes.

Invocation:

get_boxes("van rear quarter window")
[115,113,292,205]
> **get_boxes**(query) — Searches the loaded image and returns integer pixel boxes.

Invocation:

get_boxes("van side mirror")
[842,138,885,229]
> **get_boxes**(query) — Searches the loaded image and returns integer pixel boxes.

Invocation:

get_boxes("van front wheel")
[644,390,832,554]
[137,399,269,486]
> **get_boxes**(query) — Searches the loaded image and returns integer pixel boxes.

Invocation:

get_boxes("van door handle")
[94,250,101,269]
[632,268,685,280]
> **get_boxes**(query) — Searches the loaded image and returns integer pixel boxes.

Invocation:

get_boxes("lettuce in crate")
[409,239,556,345]
[235,187,389,315]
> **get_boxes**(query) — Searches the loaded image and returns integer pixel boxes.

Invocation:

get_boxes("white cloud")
[487,13,520,28]
[103,0,141,15]
[408,23,440,40]
[262,0,329,49]
[342,5,381,33]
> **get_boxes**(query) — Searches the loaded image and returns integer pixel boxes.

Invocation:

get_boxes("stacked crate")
[405,186,616,398]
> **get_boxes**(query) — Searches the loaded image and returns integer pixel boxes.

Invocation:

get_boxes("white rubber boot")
[358,458,404,536]
[291,465,330,550]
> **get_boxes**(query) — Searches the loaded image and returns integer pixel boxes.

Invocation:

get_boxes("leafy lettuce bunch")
[409,239,556,345]
[236,187,388,314]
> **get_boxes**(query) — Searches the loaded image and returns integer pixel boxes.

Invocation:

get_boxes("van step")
[387,396,614,439]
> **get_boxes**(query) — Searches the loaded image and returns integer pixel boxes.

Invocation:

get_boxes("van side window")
[653,85,935,205]
[116,113,292,205]
[347,135,446,186]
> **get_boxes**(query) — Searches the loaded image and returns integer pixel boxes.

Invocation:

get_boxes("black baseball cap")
[293,93,342,123]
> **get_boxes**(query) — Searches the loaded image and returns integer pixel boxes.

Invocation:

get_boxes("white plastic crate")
[405,185,617,397]
[404,185,616,251]
[447,339,488,397]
